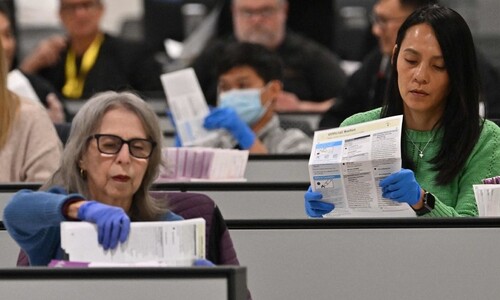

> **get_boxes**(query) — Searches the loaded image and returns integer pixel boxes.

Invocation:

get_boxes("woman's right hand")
[304,186,334,218]
[77,201,131,250]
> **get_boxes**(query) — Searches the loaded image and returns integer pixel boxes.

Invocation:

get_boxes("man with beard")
[191,0,347,113]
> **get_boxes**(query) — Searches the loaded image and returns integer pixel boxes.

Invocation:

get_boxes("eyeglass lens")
[94,134,155,159]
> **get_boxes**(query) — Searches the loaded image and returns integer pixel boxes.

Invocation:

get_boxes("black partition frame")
[226,217,500,230]
[0,182,309,193]
[0,267,247,300]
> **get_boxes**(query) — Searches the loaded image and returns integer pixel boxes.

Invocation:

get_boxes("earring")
[80,168,87,179]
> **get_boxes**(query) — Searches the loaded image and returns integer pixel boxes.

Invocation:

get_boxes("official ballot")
[309,115,416,217]
[60,218,205,266]
[160,68,219,146]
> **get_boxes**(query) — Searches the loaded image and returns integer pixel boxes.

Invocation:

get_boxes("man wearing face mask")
[201,42,312,154]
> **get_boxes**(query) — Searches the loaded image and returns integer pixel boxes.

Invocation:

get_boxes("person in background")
[3,91,216,266]
[0,37,62,182]
[305,5,500,217]
[319,0,500,128]
[192,0,347,112]
[0,3,66,124]
[178,42,312,154]
[19,0,163,100]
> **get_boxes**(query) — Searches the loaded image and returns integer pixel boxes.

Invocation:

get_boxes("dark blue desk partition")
[227,218,500,300]
[0,267,247,300]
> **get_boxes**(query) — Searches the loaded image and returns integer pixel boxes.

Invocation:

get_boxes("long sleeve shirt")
[0,97,62,182]
[3,187,181,266]
[341,108,500,217]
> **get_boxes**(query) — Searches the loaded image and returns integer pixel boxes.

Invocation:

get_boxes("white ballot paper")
[473,184,500,216]
[309,115,416,217]
[160,68,219,146]
[61,218,205,266]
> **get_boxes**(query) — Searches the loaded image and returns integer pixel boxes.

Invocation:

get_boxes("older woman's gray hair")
[43,91,167,221]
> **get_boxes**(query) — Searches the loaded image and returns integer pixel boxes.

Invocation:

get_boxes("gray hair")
[43,91,167,221]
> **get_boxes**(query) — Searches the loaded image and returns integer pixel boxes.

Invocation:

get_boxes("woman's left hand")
[379,169,422,206]
[193,258,215,267]
[77,201,131,250]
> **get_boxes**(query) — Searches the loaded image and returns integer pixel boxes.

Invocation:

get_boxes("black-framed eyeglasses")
[89,134,156,159]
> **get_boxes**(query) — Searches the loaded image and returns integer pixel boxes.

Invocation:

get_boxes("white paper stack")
[160,68,219,146]
[158,147,249,181]
[473,184,500,216]
[60,218,205,266]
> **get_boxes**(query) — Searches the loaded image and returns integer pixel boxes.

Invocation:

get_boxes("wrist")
[412,190,436,216]
[63,198,86,220]
[234,125,255,149]
[411,188,425,209]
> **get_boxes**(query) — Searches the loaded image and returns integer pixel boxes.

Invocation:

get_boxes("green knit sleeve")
[425,120,500,217]
[340,108,382,127]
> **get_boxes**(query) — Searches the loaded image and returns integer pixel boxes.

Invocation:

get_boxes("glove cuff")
[235,126,256,149]
[77,200,97,220]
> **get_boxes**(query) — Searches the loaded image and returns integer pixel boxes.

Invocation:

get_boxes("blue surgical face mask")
[218,88,267,125]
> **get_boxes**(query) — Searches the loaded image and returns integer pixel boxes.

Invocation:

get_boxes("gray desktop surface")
[228,218,500,300]
[0,267,247,300]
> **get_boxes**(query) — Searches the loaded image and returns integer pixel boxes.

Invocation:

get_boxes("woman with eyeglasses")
[3,91,211,266]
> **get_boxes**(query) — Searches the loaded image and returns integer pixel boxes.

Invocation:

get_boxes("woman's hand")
[304,186,335,217]
[379,169,423,207]
[77,201,131,250]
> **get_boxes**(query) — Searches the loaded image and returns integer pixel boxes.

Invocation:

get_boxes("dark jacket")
[37,33,163,99]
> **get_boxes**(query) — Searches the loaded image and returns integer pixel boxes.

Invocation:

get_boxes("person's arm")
[426,121,500,217]
[204,107,269,153]
[19,35,67,74]
[275,91,334,112]
[20,101,63,182]
[3,189,85,266]
[319,49,385,129]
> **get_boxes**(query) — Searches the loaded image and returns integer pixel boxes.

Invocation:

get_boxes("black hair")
[400,0,439,10]
[216,42,283,83]
[382,4,482,185]
[0,3,11,18]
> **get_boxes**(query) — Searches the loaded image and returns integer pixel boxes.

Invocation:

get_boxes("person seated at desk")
[0,37,62,182]
[178,42,312,154]
[191,0,347,113]
[319,0,500,128]
[19,0,163,100]
[305,5,500,218]
[0,3,66,124]
[2,91,213,266]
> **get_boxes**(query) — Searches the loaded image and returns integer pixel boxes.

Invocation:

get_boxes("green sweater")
[341,108,500,217]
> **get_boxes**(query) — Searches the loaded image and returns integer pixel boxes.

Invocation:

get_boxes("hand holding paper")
[204,107,255,149]
[379,169,422,205]
[305,186,334,218]
[166,110,183,147]
[77,201,131,250]
[193,258,215,267]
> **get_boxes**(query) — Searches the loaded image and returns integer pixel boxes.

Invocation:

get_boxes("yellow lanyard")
[62,33,104,99]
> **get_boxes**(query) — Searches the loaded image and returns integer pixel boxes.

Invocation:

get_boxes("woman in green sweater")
[305,5,500,217]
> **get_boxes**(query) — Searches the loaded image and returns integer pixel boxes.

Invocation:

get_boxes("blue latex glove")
[193,258,215,267]
[166,110,182,147]
[203,107,256,149]
[77,201,131,250]
[379,168,422,205]
[304,186,334,218]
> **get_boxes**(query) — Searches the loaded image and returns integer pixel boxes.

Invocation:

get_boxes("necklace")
[405,131,434,158]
